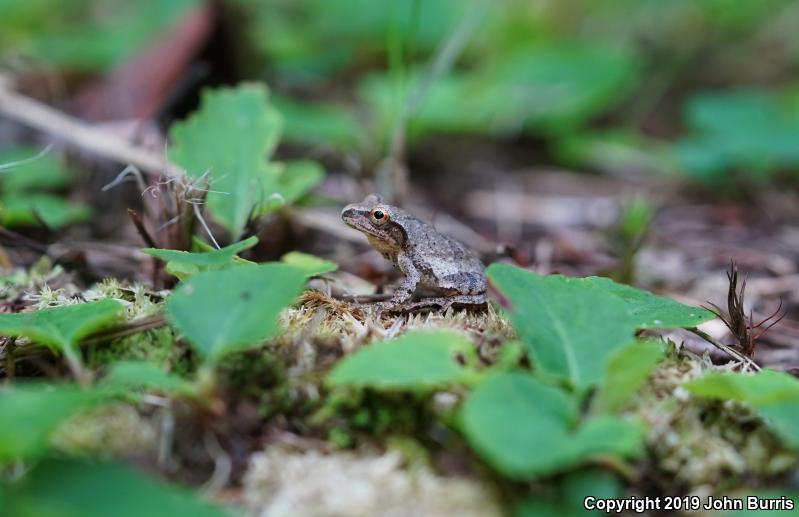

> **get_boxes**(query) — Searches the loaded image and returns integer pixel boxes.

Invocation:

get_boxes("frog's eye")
[370,208,389,225]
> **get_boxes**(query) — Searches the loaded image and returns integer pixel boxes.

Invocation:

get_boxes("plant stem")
[380,0,490,203]
[688,327,761,372]
[63,344,92,387]
[80,314,167,346]
[5,337,16,383]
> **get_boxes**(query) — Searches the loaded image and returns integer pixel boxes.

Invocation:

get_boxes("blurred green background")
[3,0,799,190]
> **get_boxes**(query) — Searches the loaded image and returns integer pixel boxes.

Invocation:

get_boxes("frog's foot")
[400,295,487,313]
[352,301,391,316]
[353,297,406,316]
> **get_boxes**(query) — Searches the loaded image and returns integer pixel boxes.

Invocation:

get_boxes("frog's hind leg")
[398,294,486,313]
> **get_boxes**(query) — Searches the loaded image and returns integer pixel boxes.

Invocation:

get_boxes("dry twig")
[705,261,785,358]
[0,82,183,177]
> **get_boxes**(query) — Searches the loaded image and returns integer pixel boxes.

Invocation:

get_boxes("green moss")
[86,326,194,375]
[0,257,65,302]
[635,353,799,492]
[312,388,437,445]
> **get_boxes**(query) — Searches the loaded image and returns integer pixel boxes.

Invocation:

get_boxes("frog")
[341,194,487,312]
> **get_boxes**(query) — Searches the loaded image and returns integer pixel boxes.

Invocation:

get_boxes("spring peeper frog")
[341,194,486,312]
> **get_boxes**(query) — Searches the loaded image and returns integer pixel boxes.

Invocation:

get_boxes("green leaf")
[280,251,338,277]
[560,469,623,513]
[674,90,799,182]
[685,370,799,449]
[585,276,716,329]
[460,372,577,477]
[165,263,307,361]
[685,369,799,406]
[0,384,108,461]
[328,330,474,389]
[4,458,227,517]
[514,499,562,517]
[516,468,623,517]
[143,236,258,280]
[262,160,325,209]
[486,264,638,390]
[0,193,91,229]
[480,43,639,134]
[0,147,72,192]
[101,361,194,395]
[460,372,643,478]
[0,299,124,353]
[592,340,665,414]
[169,85,283,238]
[574,416,644,459]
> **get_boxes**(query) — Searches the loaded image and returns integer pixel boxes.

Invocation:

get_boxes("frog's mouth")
[341,207,370,231]
[341,206,363,225]
[341,206,388,240]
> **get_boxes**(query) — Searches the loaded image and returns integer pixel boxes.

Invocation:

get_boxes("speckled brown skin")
[341,194,486,312]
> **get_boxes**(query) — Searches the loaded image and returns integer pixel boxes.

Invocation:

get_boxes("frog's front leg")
[383,252,420,310]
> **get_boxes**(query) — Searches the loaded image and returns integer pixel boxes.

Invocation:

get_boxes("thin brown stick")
[4,337,16,383]
[0,85,184,177]
[688,327,761,372]
[127,209,159,248]
[379,0,490,203]
[62,344,92,387]
[0,227,49,253]
[81,314,168,346]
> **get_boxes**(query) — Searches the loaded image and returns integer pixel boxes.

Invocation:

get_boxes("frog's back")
[395,212,485,293]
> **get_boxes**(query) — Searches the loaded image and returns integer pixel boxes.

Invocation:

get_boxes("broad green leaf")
[169,85,283,238]
[3,458,227,517]
[460,372,577,477]
[516,468,623,517]
[281,251,338,277]
[685,369,799,404]
[486,264,638,390]
[0,299,124,353]
[482,43,638,134]
[0,384,108,461]
[514,500,562,517]
[0,193,91,229]
[0,147,72,192]
[674,90,799,182]
[685,370,799,449]
[143,236,258,280]
[166,263,307,361]
[592,340,665,414]
[328,330,474,389]
[560,469,623,514]
[686,91,781,137]
[573,416,644,459]
[586,276,716,329]
[102,361,194,395]
[460,372,643,478]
